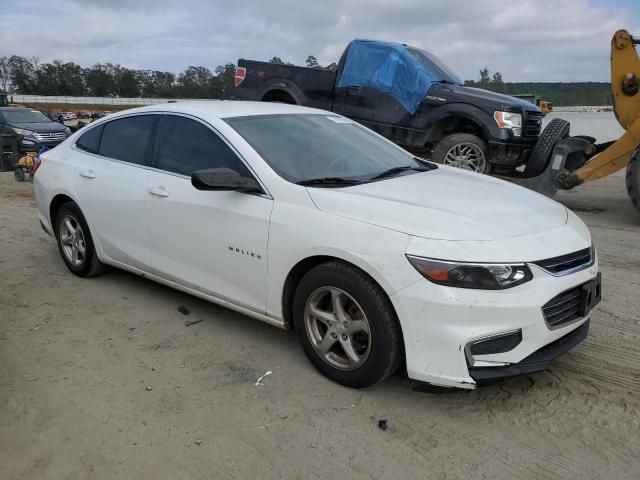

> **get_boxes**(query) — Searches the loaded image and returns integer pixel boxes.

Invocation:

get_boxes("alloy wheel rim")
[303,287,371,371]
[60,215,86,267]
[443,142,486,172]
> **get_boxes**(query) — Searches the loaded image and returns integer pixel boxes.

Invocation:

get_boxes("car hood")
[9,122,67,133]
[307,167,568,241]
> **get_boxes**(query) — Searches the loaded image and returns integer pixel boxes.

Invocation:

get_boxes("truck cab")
[236,39,542,174]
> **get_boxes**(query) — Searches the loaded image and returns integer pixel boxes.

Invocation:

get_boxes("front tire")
[431,133,491,174]
[293,261,402,388]
[54,201,106,277]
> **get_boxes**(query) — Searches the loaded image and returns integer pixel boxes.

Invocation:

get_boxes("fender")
[257,77,306,105]
[420,102,497,141]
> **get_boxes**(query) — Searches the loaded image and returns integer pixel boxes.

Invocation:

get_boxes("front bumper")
[390,250,598,389]
[469,320,589,384]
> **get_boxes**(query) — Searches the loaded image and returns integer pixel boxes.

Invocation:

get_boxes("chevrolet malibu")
[33,101,601,389]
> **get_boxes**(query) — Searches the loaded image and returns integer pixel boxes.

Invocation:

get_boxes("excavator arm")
[557,30,640,189]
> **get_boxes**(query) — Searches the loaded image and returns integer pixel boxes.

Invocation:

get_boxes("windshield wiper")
[296,177,361,187]
[368,165,430,181]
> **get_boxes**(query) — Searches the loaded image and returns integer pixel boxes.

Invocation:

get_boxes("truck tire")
[626,151,640,213]
[431,133,491,174]
[524,118,570,177]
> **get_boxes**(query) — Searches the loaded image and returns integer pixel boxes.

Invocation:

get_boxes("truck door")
[332,43,393,124]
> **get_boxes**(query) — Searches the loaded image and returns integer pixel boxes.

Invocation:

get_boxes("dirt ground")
[1,170,639,480]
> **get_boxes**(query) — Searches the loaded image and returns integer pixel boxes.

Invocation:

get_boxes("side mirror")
[191,168,262,193]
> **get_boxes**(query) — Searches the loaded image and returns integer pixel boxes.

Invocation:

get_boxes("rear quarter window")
[98,115,157,165]
[75,124,103,154]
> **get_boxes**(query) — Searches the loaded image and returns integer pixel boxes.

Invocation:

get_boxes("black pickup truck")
[235,39,543,174]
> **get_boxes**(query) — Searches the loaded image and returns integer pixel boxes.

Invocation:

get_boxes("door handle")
[347,85,362,95]
[79,168,96,179]
[147,186,169,197]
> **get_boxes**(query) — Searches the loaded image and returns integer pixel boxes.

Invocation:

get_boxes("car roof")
[107,100,327,120]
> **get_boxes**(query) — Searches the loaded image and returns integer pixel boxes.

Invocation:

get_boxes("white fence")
[8,94,208,106]
[553,106,613,112]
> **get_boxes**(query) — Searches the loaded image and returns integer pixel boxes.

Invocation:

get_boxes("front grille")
[523,111,543,137]
[542,285,583,328]
[33,131,66,142]
[533,247,593,276]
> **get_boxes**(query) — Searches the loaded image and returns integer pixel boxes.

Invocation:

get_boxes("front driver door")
[145,114,273,314]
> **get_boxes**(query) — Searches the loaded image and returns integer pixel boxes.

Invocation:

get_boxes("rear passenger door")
[145,114,273,314]
[72,114,158,270]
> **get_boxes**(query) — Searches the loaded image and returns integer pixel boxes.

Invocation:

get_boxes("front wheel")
[431,133,491,174]
[293,261,402,388]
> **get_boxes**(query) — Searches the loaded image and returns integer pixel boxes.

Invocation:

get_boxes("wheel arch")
[49,192,77,226]
[281,255,402,335]
[257,77,305,105]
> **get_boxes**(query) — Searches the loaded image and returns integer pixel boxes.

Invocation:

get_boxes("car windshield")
[406,47,462,85]
[2,109,51,123]
[225,114,430,184]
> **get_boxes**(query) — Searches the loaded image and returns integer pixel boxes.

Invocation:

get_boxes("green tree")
[268,56,284,64]
[478,67,490,85]
[305,55,319,68]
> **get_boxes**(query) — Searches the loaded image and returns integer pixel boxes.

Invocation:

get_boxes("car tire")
[54,201,107,277]
[293,261,402,388]
[431,133,491,174]
[524,118,570,177]
[627,151,640,213]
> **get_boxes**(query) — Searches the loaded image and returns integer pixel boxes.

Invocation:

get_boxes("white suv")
[33,101,601,389]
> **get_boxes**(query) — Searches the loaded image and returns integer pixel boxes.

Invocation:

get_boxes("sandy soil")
[0,169,639,480]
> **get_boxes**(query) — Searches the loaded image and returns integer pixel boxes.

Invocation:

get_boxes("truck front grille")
[33,131,66,142]
[524,111,543,137]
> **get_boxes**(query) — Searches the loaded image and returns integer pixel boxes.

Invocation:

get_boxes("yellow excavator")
[553,29,640,212]
[506,30,640,214]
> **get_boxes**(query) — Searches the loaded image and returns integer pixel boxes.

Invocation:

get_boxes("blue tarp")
[337,39,437,114]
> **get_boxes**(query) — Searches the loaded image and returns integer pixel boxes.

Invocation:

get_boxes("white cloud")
[0,0,636,81]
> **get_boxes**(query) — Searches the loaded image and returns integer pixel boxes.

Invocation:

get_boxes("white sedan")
[33,101,601,389]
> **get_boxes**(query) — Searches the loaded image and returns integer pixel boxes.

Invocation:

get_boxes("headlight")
[493,111,522,137]
[64,127,71,135]
[406,255,532,290]
[12,127,34,136]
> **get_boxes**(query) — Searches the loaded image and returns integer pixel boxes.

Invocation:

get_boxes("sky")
[0,0,638,82]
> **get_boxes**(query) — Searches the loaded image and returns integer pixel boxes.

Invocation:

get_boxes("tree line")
[0,55,612,106]
[464,68,612,107]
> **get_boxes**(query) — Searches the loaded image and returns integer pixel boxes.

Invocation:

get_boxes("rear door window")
[156,115,251,177]
[75,124,103,154]
[99,115,157,165]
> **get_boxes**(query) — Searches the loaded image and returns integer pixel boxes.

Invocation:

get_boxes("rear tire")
[14,168,25,182]
[525,118,570,177]
[627,151,640,213]
[293,261,402,388]
[54,201,107,277]
[431,133,491,174]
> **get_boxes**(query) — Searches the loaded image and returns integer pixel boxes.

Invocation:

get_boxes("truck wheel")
[431,133,490,174]
[524,118,570,177]
[626,151,640,213]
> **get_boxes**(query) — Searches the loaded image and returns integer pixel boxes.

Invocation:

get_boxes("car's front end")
[0,108,70,153]
[391,210,599,389]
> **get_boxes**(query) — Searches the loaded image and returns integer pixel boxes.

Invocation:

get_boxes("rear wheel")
[293,261,402,388]
[627,151,640,213]
[14,168,25,182]
[431,133,490,174]
[54,201,106,277]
